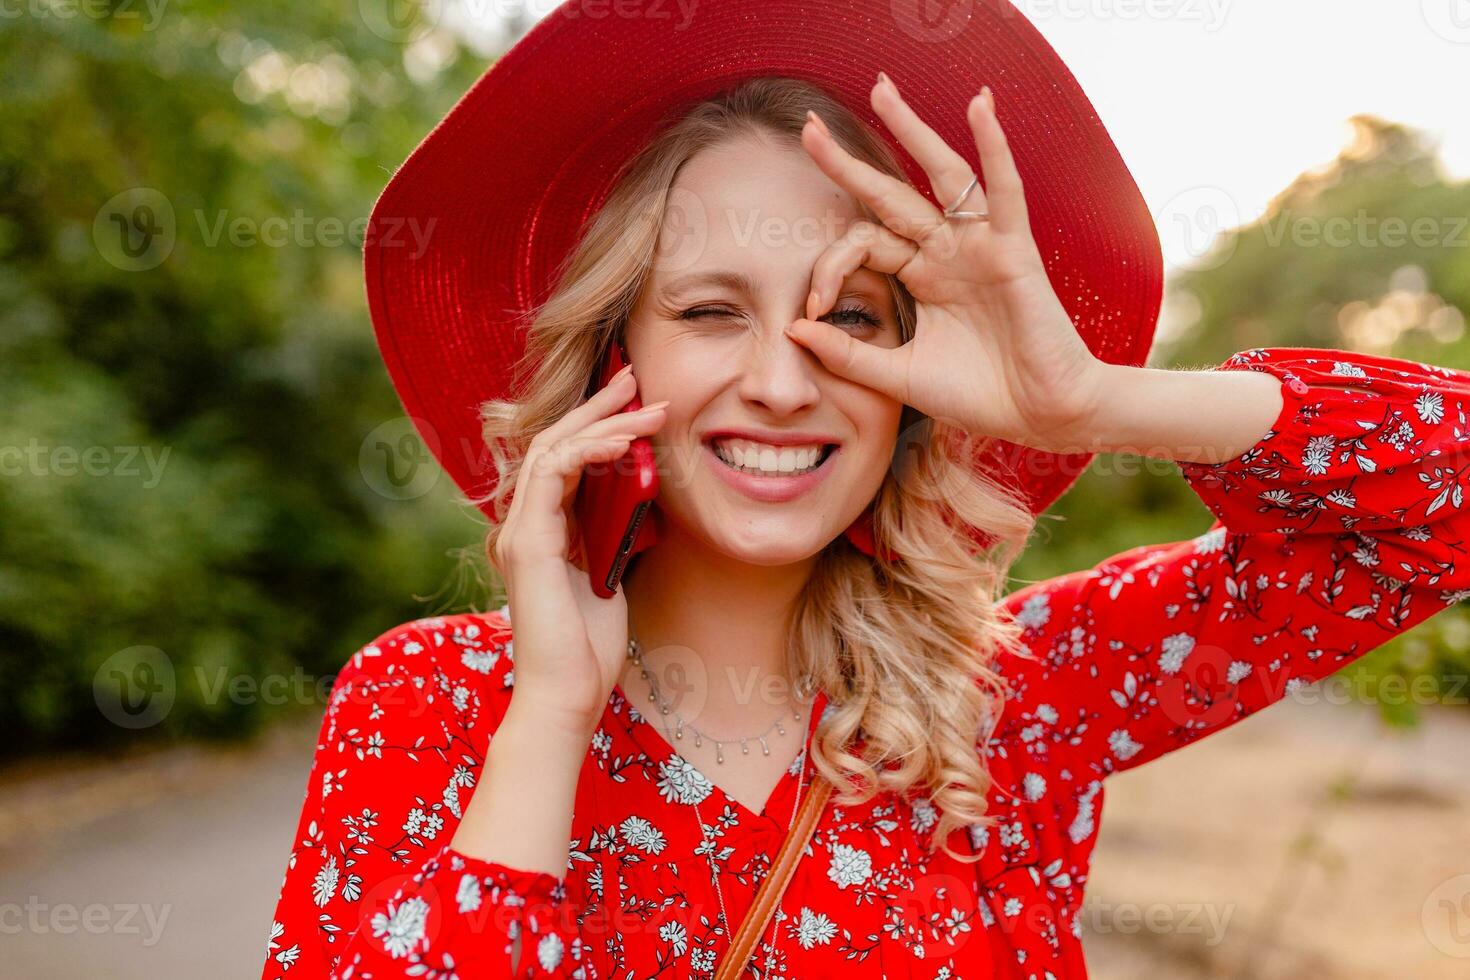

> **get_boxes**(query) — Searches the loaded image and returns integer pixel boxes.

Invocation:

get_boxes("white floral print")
[260,348,1470,980]
[826,843,874,889]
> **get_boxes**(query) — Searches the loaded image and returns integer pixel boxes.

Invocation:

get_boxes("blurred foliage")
[1012,116,1470,729]
[0,2,518,757]
[1,5,1467,758]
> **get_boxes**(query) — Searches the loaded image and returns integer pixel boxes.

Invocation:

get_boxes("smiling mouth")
[706,440,839,477]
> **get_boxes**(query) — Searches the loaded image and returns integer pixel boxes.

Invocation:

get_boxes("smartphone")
[573,340,660,598]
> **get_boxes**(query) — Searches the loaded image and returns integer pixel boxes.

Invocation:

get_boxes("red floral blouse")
[261,347,1470,979]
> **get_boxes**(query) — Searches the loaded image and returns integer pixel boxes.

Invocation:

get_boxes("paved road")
[1086,691,1470,980]
[1,697,1466,978]
[0,715,321,980]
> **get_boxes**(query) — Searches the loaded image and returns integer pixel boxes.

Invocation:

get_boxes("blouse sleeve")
[259,617,594,978]
[993,347,1470,781]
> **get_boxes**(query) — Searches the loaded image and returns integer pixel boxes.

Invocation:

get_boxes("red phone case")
[573,341,660,597]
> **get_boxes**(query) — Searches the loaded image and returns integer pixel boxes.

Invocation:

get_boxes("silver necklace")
[693,750,806,976]
[625,630,817,975]
[625,634,813,765]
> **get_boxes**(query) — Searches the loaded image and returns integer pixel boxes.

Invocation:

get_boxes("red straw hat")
[364,0,1162,555]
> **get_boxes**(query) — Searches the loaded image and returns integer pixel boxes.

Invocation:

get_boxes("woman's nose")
[734,319,823,415]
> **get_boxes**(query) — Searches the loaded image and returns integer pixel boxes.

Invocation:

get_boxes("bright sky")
[454,0,1470,271]
[1021,0,1470,268]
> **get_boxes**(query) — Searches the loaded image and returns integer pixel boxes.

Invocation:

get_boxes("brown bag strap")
[713,775,833,980]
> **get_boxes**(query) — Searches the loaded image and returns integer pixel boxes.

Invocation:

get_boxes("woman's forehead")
[642,138,890,295]
[671,138,865,237]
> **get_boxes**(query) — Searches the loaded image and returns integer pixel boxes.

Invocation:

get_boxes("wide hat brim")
[364,0,1162,526]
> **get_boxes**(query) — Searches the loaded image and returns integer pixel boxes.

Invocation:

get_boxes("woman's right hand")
[489,360,669,741]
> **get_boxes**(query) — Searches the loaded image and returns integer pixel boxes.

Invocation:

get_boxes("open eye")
[822,304,883,331]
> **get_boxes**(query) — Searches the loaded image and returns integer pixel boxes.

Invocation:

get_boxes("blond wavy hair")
[477,76,1037,861]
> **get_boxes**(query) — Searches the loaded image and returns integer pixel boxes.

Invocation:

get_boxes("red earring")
[843,506,900,562]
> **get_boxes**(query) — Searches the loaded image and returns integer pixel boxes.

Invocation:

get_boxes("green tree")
[0,3,505,755]
[1014,116,1470,726]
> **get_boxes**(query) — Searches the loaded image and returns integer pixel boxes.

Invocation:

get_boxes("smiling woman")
[474,76,1035,850]
[258,2,1470,979]
[618,122,910,545]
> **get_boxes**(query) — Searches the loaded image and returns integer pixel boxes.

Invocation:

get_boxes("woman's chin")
[704,523,833,566]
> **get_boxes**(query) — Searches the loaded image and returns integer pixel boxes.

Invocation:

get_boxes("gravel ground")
[1083,695,1470,980]
[1,696,1466,979]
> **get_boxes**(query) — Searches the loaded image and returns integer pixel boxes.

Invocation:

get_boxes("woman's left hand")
[788,73,1107,452]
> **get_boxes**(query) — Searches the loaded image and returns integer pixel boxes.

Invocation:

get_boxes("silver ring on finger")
[943,175,991,221]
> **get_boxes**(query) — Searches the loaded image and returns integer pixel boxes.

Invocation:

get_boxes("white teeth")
[711,438,831,476]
